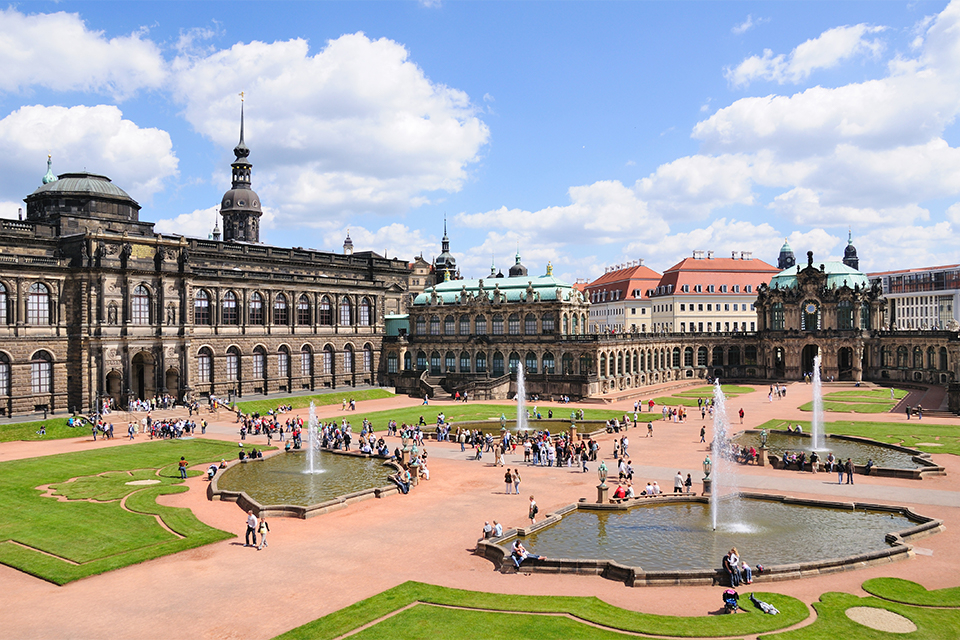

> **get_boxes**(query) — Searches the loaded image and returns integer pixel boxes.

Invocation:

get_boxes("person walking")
[845,458,855,485]
[700,425,706,443]
[257,516,270,550]
[504,469,513,494]
[244,510,258,547]
[739,408,744,424]
[513,469,521,495]
[528,495,539,525]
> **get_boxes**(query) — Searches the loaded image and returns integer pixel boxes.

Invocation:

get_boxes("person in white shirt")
[244,510,258,547]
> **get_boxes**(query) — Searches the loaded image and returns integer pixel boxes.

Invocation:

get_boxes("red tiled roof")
[652,256,778,297]
[585,264,662,300]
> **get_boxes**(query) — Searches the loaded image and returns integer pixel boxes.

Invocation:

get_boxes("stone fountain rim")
[208,447,403,519]
[476,492,943,587]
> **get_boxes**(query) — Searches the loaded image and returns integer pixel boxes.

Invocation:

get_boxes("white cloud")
[458,180,669,244]
[769,187,928,227]
[0,105,178,202]
[855,222,959,271]
[155,204,276,239]
[172,33,489,224]
[946,202,960,224]
[0,8,166,99]
[322,223,430,258]
[732,15,768,35]
[636,154,757,220]
[726,24,886,87]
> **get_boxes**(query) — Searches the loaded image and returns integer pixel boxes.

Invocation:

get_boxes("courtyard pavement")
[2,382,960,639]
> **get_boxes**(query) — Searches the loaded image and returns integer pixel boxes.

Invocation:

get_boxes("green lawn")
[275,581,807,640]
[331,404,657,431]
[235,388,395,415]
[797,388,908,414]
[756,418,960,457]
[278,579,960,640]
[655,384,754,407]
[0,417,96,443]
[0,439,239,585]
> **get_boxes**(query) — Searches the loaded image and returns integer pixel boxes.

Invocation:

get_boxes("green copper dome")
[769,260,869,290]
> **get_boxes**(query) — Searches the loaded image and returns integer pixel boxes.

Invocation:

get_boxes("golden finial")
[239,91,245,102]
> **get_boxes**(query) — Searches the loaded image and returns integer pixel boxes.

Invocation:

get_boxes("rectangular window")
[387,355,398,374]
[724,322,730,332]
[707,304,712,311]
[301,351,312,377]
[680,304,685,311]
[708,285,715,293]
[680,322,686,332]
[733,304,738,311]
[197,356,211,384]
[278,353,288,378]
[323,350,333,374]
[31,360,51,394]
[476,316,487,334]
[724,304,730,311]
[750,322,755,331]
[492,316,504,335]
[249,297,263,325]
[698,322,703,332]
[698,304,703,311]
[226,353,238,381]
[509,316,521,335]
[707,322,712,332]
[253,353,264,379]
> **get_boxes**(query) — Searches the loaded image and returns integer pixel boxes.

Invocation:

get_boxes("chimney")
[707,251,714,259]
[741,251,752,260]
[731,251,738,259]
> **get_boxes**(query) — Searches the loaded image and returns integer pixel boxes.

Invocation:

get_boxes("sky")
[3,1,960,282]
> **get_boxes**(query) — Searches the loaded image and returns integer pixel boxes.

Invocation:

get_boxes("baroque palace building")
[387,235,960,404]
[0,111,410,417]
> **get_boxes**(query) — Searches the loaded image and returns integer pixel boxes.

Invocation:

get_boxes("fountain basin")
[477,494,941,587]
[209,449,400,518]
[734,430,944,478]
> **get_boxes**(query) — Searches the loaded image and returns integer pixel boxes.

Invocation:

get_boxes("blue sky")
[2,1,958,281]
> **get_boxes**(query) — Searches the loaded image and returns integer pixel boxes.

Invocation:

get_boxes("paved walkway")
[3,382,960,639]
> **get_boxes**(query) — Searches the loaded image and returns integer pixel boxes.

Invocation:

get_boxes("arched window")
[562,353,574,374]
[525,352,538,373]
[492,314,504,335]
[493,351,504,376]
[226,347,240,381]
[444,315,456,335]
[712,346,724,366]
[249,293,264,325]
[416,350,427,371]
[339,297,352,325]
[475,315,487,335]
[363,344,372,371]
[562,315,569,335]
[222,291,238,325]
[0,352,8,396]
[403,352,411,371]
[896,346,908,368]
[508,313,521,335]
[27,283,51,325]
[801,300,820,331]
[278,346,290,378]
[319,296,332,326]
[197,348,212,383]
[415,317,426,335]
[475,351,487,373]
[387,353,398,374]
[860,303,871,329]
[881,346,892,367]
[445,351,456,371]
[297,295,311,325]
[0,283,7,325]
[460,351,471,372]
[684,347,694,367]
[253,346,266,379]
[429,315,440,335]
[524,314,537,335]
[31,350,52,394]
[459,315,470,335]
[770,302,785,330]
[344,345,354,373]
[744,345,758,365]
[837,300,853,330]
[509,352,520,373]
[928,347,937,370]
[429,351,441,375]
[359,298,371,326]
[301,345,312,378]
[193,290,210,325]
[672,347,681,368]
[132,285,151,325]
[572,314,579,335]
[323,346,334,374]
[579,354,590,375]
[543,352,555,374]
[728,346,741,366]
[274,294,289,325]
[940,347,949,371]
[542,313,555,333]
[913,347,923,369]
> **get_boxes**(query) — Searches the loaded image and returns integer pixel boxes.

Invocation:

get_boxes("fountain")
[811,353,825,450]
[305,402,321,475]
[709,379,740,531]
[516,362,528,433]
